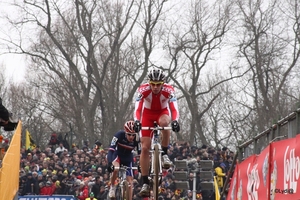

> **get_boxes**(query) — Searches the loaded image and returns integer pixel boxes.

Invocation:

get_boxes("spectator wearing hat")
[32,171,39,180]
[93,141,102,155]
[36,173,45,186]
[215,162,227,193]
[53,180,62,194]
[41,168,48,179]
[41,181,56,195]
[55,172,68,194]
[222,147,228,152]
[85,192,97,200]
[25,152,33,163]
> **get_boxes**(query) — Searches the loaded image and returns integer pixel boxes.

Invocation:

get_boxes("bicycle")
[109,165,138,200]
[141,121,172,199]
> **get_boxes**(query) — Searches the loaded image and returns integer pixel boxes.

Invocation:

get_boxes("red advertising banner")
[227,135,300,200]
[226,164,238,200]
[236,154,257,200]
[254,145,270,200]
[269,137,300,200]
[228,146,270,200]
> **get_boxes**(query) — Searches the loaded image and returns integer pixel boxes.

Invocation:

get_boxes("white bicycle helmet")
[148,69,165,81]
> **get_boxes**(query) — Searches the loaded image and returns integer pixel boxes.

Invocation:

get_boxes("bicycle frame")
[141,121,172,199]
[113,165,137,200]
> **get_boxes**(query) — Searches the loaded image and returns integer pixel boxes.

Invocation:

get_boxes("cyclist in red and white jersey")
[133,68,180,197]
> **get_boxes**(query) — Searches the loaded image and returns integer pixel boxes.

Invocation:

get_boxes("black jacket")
[0,98,9,121]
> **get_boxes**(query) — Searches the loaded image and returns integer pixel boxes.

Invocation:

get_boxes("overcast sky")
[0,0,228,84]
[0,0,26,83]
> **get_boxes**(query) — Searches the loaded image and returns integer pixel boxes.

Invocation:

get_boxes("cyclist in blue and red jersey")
[107,120,141,199]
[133,68,180,197]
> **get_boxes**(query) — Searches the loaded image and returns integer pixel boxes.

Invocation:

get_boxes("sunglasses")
[149,81,164,86]
[126,133,136,137]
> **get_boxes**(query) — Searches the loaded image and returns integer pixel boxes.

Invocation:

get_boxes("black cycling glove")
[107,162,114,173]
[134,120,141,132]
[171,120,180,132]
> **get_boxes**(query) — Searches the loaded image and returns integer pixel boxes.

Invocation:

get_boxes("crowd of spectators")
[17,139,235,200]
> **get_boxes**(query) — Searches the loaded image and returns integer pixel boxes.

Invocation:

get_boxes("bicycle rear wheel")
[153,144,160,199]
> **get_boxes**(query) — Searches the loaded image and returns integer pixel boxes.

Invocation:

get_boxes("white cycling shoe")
[139,183,150,197]
[108,185,116,198]
[162,155,173,169]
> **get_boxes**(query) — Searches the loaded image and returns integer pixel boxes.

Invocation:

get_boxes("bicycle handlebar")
[141,126,172,130]
[114,166,138,170]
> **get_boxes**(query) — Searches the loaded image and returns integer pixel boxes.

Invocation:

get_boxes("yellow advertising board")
[0,121,22,200]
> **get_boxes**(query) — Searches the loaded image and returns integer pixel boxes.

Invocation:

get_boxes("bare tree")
[3,0,299,150]
[2,0,170,146]
[164,0,237,145]
[235,0,300,135]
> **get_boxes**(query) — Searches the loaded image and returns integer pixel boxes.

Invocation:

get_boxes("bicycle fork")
[150,143,163,180]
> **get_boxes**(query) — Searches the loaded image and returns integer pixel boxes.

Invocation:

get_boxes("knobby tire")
[115,185,122,200]
[122,180,130,200]
[153,144,160,200]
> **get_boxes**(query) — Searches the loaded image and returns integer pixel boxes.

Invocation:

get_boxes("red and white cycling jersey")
[134,83,179,121]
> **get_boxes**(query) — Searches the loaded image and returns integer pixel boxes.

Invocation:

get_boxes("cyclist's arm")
[107,132,120,163]
[169,95,179,121]
[134,94,144,121]
[164,85,179,121]
[135,140,141,155]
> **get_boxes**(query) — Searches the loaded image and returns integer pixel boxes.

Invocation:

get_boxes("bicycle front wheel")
[122,180,130,200]
[115,185,122,200]
[153,144,160,199]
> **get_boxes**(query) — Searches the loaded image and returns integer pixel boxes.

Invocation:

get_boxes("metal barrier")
[238,108,300,160]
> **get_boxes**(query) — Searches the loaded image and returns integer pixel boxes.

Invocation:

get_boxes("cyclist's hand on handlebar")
[107,162,114,173]
[134,120,141,132]
[171,120,180,132]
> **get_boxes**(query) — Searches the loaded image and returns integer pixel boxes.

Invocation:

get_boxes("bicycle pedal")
[148,178,153,188]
